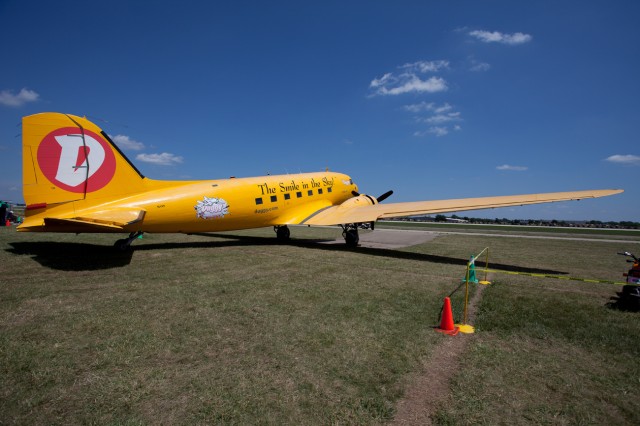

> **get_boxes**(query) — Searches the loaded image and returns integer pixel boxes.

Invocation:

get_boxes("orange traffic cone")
[435,297,459,335]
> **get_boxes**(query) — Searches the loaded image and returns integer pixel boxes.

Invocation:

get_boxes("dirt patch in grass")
[391,283,486,425]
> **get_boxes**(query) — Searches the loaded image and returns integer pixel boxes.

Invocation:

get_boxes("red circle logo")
[37,127,116,193]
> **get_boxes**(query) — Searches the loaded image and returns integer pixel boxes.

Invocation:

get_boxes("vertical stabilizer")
[22,113,146,208]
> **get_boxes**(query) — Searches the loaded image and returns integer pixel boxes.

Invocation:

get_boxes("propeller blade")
[352,190,360,197]
[377,190,393,203]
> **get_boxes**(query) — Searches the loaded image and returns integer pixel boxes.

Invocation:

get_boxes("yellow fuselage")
[21,171,358,233]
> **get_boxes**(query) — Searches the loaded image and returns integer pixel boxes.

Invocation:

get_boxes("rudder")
[22,113,146,208]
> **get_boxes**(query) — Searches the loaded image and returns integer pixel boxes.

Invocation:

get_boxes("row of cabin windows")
[255,186,332,205]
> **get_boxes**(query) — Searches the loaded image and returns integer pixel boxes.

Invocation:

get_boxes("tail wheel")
[113,231,143,251]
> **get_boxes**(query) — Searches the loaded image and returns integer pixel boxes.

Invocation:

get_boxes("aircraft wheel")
[344,229,359,247]
[276,226,290,242]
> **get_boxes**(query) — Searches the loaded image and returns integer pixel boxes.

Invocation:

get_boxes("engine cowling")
[337,194,378,209]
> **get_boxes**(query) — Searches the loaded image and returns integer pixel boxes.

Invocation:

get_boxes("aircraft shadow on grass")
[7,233,566,275]
[191,233,568,275]
[7,238,289,271]
[7,241,135,271]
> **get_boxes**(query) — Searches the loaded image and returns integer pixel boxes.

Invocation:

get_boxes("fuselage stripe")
[299,206,335,225]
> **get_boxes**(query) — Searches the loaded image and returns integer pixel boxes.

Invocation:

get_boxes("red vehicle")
[619,251,640,285]
[617,251,640,309]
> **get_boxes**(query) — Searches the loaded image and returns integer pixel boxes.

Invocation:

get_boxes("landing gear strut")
[274,225,290,242]
[342,224,359,248]
[114,231,143,251]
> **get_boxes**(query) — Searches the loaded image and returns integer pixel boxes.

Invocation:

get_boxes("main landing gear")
[114,231,144,251]
[275,223,365,247]
[274,225,290,242]
[341,224,359,248]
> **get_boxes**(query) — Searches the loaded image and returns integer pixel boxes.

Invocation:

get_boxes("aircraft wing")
[299,189,623,226]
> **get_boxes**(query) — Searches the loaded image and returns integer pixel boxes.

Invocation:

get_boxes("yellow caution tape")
[484,269,630,286]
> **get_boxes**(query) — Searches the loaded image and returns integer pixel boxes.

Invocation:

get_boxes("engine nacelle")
[337,194,377,209]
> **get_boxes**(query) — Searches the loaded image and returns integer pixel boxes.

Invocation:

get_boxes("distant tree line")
[397,214,640,229]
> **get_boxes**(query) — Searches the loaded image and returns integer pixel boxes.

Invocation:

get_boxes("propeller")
[351,190,394,203]
[377,190,393,203]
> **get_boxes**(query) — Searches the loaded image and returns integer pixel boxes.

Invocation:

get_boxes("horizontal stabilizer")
[18,209,146,233]
[43,218,126,231]
[74,208,146,226]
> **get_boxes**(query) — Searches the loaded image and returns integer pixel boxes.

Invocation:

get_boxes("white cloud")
[400,60,450,73]
[605,154,640,165]
[404,102,435,113]
[429,127,449,137]
[433,103,453,114]
[112,134,145,151]
[370,60,449,96]
[372,75,447,96]
[136,152,184,165]
[404,102,453,114]
[424,112,461,124]
[496,164,528,171]
[370,73,393,88]
[406,103,462,138]
[470,60,491,72]
[469,30,532,45]
[0,88,39,107]
[414,127,450,137]
[372,61,459,137]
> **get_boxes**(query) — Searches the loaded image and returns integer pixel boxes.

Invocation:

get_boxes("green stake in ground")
[463,255,479,284]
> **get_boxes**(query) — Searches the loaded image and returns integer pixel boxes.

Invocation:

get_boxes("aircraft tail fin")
[22,113,147,209]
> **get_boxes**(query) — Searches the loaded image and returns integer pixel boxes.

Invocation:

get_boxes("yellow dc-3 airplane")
[18,112,623,250]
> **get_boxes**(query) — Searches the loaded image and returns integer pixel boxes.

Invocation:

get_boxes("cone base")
[479,280,491,285]
[456,323,475,334]
[435,326,459,336]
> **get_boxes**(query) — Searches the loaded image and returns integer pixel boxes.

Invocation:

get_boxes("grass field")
[1,225,639,424]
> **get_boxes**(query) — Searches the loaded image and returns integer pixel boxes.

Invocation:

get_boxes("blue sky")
[1,1,639,221]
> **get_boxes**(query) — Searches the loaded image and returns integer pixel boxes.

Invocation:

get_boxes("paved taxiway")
[319,227,639,249]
